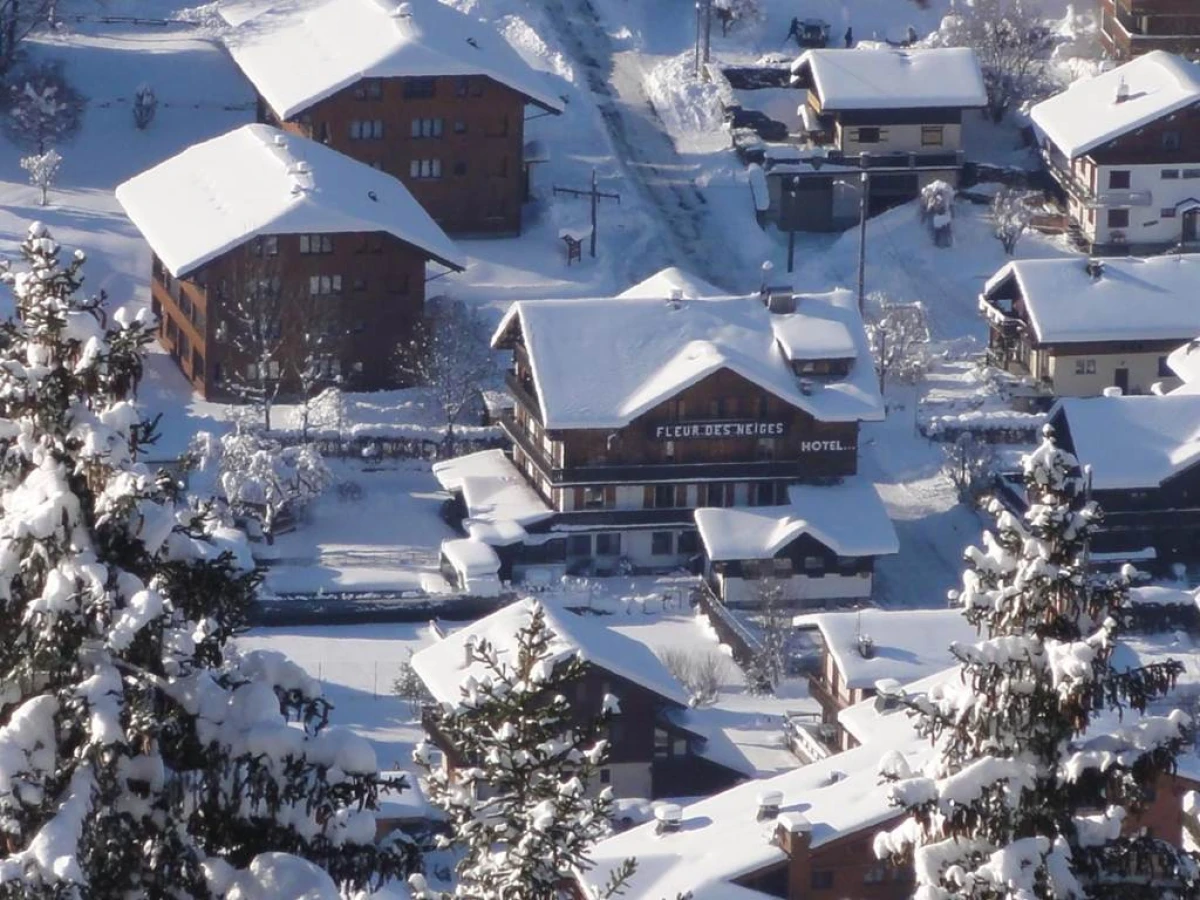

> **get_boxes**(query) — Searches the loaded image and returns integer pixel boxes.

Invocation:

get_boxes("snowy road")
[540,0,739,291]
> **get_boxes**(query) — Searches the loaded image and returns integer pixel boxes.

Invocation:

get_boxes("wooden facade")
[1100,0,1200,60]
[259,74,536,235]
[151,230,435,399]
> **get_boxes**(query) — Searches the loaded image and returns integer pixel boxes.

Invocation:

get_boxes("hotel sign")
[652,420,787,440]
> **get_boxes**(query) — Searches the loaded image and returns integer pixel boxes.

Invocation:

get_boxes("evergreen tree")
[0,223,413,898]
[875,425,1198,900]
[412,600,635,900]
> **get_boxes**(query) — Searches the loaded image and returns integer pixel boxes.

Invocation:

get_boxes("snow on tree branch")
[20,147,60,206]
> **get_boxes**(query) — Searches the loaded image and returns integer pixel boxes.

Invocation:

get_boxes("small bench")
[558,226,592,265]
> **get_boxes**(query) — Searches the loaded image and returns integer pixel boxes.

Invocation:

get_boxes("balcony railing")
[504,369,541,419]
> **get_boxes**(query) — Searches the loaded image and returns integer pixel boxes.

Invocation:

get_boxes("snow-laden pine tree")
[412,601,635,900]
[875,425,1198,900]
[0,223,413,898]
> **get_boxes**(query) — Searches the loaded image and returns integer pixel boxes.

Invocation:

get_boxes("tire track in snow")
[541,0,737,291]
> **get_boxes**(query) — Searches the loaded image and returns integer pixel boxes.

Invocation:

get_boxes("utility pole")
[553,169,620,258]
[694,0,712,77]
[856,170,870,314]
[785,177,800,274]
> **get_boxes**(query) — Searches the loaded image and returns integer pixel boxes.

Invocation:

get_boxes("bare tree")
[992,187,1034,256]
[20,146,59,205]
[942,431,996,504]
[744,578,788,695]
[936,0,1053,121]
[5,60,84,153]
[865,295,931,387]
[0,0,60,74]
[225,266,286,431]
[395,297,497,452]
[657,647,729,706]
[291,291,345,440]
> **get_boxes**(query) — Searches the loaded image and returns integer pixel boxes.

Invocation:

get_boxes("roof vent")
[1115,76,1130,104]
[368,190,378,202]
[667,288,684,310]
[873,677,905,713]
[272,134,287,148]
[1085,259,1105,280]
[1102,386,1124,398]
[655,804,683,835]
[766,290,797,314]
[799,378,814,396]
[756,791,783,822]
[857,633,875,659]
[392,1,412,16]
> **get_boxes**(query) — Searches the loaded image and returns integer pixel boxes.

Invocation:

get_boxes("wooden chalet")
[979,254,1200,397]
[410,599,752,800]
[220,0,564,236]
[1030,51,1200,254]
[1100,0,1200,61]
[767,48,986,230]
[116,124,464,399]
[432,269,896,609]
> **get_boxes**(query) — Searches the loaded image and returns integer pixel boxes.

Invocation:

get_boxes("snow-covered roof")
[431,449,553,544]
[440,538,500,578]
[770,312,857,360]
[1030,51,1200,159]
[1168,338,1200,385]
[694,479,897,561]
[116,124,464,278]
[790,48,986,110]
[1054,395,1200,490]
[219,0,563,119]
[410,598,691,709]
[581,734,927,900]
[617,266,724,301]
[982,255,1200,345]
[492,284,883,430]
[795,608,977,690]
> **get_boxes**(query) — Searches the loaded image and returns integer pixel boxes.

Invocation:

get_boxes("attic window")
[404,77,437,99]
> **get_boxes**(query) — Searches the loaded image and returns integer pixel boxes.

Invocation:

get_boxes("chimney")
[857,634,875,659]
[799,378,814,396]
[272,134,287,148]
[1085,259,1105,280]
[1115,76,1130,104]
[655,803,683,835]
[667,288,684,310]
[756,790,783,822]
[766,290,797,314]
[775,813,813,897]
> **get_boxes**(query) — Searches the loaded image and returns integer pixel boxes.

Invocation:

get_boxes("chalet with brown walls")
[763,48,986,230]
[116,124,464,400]
[1100,0,1200,61]
[577,663,1200,900]
[220,0,564,236]
[410,599,753,801]
[432,269,897,609]
[1030,51,1200,254]
[979,254,1200,397]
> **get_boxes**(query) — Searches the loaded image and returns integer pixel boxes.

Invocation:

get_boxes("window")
[599,768,611,785]
[453,161,468,176]
[1184,169,1200,179]
[251,235,278,257]
[1074,358,1097,375]
[409,158,442,179]
[773,557,793,576]
[664,440,676,462]
[1163,208,1178,218]
[651,532,673,556]
[708,399,724,417]
[352,276,368,292]
[1163,130,1182,150]
[803,556,824,572]
[299,234,333,254]
[179,292,192,320]
[864,864,889,884]
[567,534,591,556]
[453,119,467,134]
[308,274,342,295]
[1160,356,1173,377]
[678,531,699,554]
[455,76,470,97]
[356,235,384,254]
[755,438,776,461]
[1108,170,1131,190]
[404,77,436,99]
[1163,169,1181,179]
[653,484,674,508]
[410,117,444,138]
[596,533,621,556]
[166,317,178,341]
[353,79,383,100]
[811,871,834,890]
[654,728,669,759]
[673,737,688,756]
[1107,208,1130,229]
[349,119,384,140]
[177,332,190,360]
[920,125,944,146]
[855,126,880,143]
[582,487,605,509]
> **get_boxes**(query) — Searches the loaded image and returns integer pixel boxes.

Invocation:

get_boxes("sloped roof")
[617,266,725,301]
[219,0,563,119]
[116,124,464,277]
[790,47,986,110]
[1054,394,1200,490]
[411,598,691,710]
[491,283,883,430]
[982,254,1200,345]
[1030,51,1200,159]
[694,479,897,562]
[431,449,553,546]
[1168,338,1200,387]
